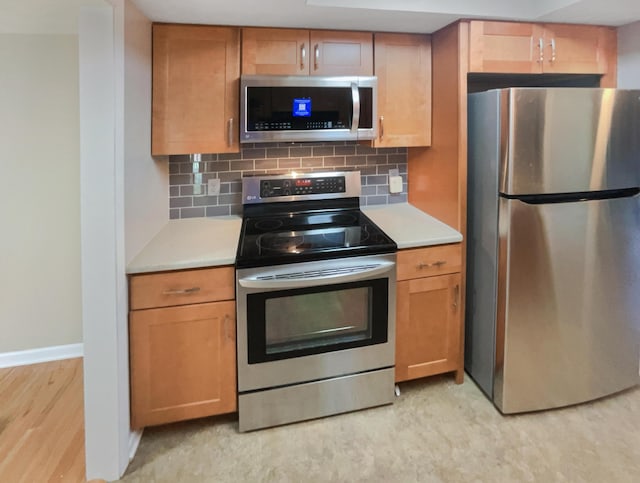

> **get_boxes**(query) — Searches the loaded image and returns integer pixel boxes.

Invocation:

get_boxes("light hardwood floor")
[0,358,86,482]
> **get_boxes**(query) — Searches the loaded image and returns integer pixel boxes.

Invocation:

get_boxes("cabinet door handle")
[223,314,232,341]
[538,37,544,63]
[300,43,306,70]
[453,284,460,309]
[314,44,319,71]
[379,116,384,141]
[417,260,446,269]
[162,287,201,295]
[227,118,234,147]
[549,38,556,62]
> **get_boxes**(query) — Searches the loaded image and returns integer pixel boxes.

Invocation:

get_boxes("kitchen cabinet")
[152,24,240,155]
[468,20,615,75]
[373,33,431,148]
[129,266,236,428]
[395,244,463,384]
[242,28,373,76]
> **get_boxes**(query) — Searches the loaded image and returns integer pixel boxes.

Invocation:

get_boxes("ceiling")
[3,0,639,36]
[131,0,640,33]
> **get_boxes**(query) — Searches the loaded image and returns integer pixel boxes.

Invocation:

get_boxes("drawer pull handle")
[417,260,446,269]
[162,287,201,295]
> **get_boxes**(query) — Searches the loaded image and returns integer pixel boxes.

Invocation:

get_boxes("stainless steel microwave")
[240,75,377,143]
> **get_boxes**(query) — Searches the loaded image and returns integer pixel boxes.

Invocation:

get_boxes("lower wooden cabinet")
[129,266,237,429]
[395,244,463,384]
[395,273,461,382]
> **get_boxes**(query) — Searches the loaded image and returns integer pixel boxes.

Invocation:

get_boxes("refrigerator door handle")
[501,187,640,205]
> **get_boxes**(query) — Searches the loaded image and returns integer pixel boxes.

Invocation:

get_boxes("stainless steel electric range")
[235,170,397,432]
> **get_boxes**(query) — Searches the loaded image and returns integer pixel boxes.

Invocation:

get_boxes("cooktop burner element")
[236,171,396,268]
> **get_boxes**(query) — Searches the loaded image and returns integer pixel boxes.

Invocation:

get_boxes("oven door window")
[246,279,388,363]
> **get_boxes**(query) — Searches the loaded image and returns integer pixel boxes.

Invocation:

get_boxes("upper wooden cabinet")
[242,28,373,76]
[468,21,616,75]
[152,24,240,155]
[373,33,431,148]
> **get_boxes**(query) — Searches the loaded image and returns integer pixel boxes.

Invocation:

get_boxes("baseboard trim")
[128,429,144,462]
[0,343,84,369]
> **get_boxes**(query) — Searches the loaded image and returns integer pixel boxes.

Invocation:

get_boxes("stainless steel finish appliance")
[235,171,397,431]
[466,88,640,414]
[240,75,377,143]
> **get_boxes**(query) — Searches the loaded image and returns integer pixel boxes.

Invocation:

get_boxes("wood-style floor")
[0,358,86,482]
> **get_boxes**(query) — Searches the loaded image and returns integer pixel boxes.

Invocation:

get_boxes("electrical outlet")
[208,178,221,196]
[389,175,403,194]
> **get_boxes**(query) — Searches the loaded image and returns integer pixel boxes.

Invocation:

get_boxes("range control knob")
[261,181,271,198]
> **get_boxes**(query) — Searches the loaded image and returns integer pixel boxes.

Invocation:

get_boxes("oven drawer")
[130,266,235,310]
[397,244,461,281]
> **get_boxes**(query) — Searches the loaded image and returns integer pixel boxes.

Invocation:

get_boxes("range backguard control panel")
[260,176,346,198]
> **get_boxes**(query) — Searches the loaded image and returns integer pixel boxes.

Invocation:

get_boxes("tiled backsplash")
[168,142,408,219]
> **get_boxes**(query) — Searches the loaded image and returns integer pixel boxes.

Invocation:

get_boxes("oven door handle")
[238,262,394,289]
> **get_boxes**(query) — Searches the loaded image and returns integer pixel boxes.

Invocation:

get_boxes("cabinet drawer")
[130,266,235,310]
[397,244,461,281]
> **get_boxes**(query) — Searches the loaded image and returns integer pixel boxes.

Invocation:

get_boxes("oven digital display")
[295,179,312,187]
[293,98,311,117]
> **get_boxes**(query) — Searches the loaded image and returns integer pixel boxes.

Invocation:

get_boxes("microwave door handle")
[351,82,360,134]
[238,262,394,290]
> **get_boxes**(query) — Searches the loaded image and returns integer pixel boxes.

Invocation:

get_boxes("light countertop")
[127,216,242,274]
[126,203,462,274]
[362,203,462,249]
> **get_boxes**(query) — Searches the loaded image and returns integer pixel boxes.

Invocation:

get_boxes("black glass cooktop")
[236,201,397,268]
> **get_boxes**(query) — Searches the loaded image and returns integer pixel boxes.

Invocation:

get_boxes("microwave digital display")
[293,98,311,117]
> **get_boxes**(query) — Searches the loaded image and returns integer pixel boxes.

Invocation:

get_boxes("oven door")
[236,253,396,392]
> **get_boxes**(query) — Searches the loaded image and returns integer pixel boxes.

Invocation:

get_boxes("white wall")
[81,0,165,479]
[0,33,82,353]
[618,21,640,88]
[124,0,168,263]
[80,4,127,479]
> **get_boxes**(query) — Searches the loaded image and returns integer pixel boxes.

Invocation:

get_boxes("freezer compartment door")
[495,195,640,413]
[500,88,640,195]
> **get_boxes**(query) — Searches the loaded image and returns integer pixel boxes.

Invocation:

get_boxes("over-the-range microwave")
[240,75,377,143]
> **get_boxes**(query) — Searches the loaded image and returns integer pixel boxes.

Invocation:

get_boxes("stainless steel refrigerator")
[466,88,640,413]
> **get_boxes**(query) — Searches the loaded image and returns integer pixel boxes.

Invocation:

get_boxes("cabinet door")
[130,301,236,428]
[542,24,614,75]
[374,33,431,147]
[152,24,240,155]
[395,273,461,382]
[469,21,544,73]
[310,30,373,76]
[242,28,309,75]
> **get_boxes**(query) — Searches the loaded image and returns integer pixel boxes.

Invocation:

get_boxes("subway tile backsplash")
[168,142,408,219]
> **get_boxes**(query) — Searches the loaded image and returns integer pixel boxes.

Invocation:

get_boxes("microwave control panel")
[260,176,346,198]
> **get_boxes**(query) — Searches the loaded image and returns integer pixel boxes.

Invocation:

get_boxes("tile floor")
[120,375,640,482]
